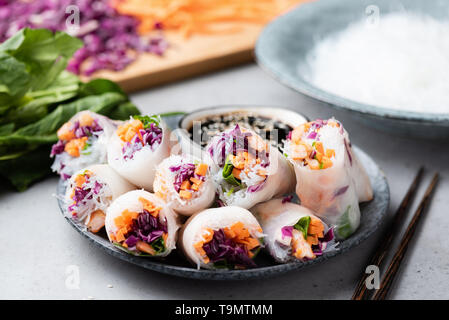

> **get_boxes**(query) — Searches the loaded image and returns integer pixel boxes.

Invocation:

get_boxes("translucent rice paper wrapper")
[64,164,135,227]
[284,119,373,239]
[251,198,332,263]
[205,126,295,209]
[105,190,181,257]
[153,154,215,216]
[107,118,171,191]
[179,206,264,269]
[51,111,116,179]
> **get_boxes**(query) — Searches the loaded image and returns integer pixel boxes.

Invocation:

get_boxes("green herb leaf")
[293,216,311,239]
[133,115,160,129]
[222,155,241,186]
[336,205,353,239]
[151,236,166,254]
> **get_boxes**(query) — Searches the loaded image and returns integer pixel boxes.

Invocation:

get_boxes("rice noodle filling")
[67,170,112,224]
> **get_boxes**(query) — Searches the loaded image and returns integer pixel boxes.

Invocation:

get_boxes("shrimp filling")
[286,119,341,170]
[110,197,168,255]
[280,216,334,259]
[194,222,261,269]
[67,170,111,232]
[117,115,162,160]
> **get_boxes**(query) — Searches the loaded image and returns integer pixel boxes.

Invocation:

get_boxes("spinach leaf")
[293,216,311,239]
[222,155,241,186]
[336,205,353,239]
[151,236,166,255]
[133,115,160,128]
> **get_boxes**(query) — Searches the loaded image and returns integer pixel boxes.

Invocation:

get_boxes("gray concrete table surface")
[1,64,448,300]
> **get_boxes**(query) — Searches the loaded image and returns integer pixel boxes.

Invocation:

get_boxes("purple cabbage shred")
[202,229,257,269]
[0,0,168,76]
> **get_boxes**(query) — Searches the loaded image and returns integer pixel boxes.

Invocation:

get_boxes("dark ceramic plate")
[57,114,390,280]
[255,0,449,139]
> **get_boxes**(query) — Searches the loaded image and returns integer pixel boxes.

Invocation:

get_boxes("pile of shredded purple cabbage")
[50,119,103,157]
[170,162,205,193]
[202,229,257,268]
[124,210,167,248]
[122,123,163,160]
[0,0,168,75]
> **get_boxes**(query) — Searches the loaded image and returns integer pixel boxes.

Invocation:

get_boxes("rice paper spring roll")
[107,115,171,191]
[153,154,215,216]
[205,124,295,209]
[51,111,116,180]
[180,206,265,269]
[105,190,180,257]
[64,164,135,233]
[251,198,335,263]
[283,118,373,239]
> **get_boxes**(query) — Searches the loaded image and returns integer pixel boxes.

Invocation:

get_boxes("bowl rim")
[254,0,449,124]
[178,104,310,131]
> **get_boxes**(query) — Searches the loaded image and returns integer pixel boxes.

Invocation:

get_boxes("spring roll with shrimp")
[180,206,265,269]
[105,190,180,257]
[64,164,135,233]
[107,115,171,191]
[153,154,215,216]
[251,198,335,263]
[51,111,116,179]
[283,118,372,239]
[205,124,295,209]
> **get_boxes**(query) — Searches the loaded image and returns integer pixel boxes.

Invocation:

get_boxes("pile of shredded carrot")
[111,0,308,37]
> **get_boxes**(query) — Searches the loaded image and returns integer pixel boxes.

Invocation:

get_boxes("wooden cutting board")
[86,24,263,93]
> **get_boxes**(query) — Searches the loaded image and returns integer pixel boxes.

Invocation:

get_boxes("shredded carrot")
[111,0,308,37]
[194,163,208,176]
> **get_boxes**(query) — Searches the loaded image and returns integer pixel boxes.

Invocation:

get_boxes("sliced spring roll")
[107,115,171,191]
[180,206,265,269]
[153,154,215,216]
[51,111,116,179]
[105,190,180,257]
[283,118,373,239]
[251,198,335,263]
[64,164,135,233]
[205,124,295,209]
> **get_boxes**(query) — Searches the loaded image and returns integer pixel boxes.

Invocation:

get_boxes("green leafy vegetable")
[222,155,241,186]
[0,28,141,191]
[151,236,166,255]
[293,216,311,239]
[133,115,160,128]
[336,206,353,239]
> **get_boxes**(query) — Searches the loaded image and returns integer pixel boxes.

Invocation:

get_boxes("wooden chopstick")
[351,167,424,300]
[372,173,439,300]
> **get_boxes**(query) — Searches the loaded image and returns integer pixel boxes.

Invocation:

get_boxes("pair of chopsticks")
[352,167,439,300]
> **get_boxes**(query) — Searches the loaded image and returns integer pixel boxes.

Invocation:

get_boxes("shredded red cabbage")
[51,119,103,157]
[247,180,266,193]
[281,195,293,203]
[170,162,204,193]
[332,185,349,200]
[202,229,257,268]
[281,226,293,239]
[122,124,163,160]
[124,209,167,248]
[0,0,168,76]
